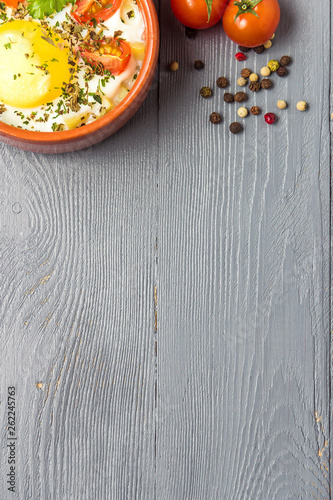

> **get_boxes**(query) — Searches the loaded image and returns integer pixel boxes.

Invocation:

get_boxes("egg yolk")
[0,20,72,108]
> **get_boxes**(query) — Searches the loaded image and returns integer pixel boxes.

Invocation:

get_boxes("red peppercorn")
[235,52,247,61]
[264,113,276,124]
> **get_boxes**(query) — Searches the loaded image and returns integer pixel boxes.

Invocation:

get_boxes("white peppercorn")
[277,100,287,109]
[296,101,307,111]
[249,73,259,82]
[237,106,248,118]
[237,77,247,87]
[260,66,271,77]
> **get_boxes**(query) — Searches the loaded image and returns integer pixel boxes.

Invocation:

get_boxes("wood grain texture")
[0,0,332,498]
[0,82,158,498]
[156,0,331,498]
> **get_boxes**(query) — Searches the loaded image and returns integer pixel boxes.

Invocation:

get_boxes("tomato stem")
[204,0,213,22]
[233,0,263,21]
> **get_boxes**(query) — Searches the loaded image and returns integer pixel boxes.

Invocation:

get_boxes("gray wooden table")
[0,0,331,498]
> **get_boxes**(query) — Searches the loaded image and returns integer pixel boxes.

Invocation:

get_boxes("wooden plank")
[157,0,331,498]
[0,82,158,497]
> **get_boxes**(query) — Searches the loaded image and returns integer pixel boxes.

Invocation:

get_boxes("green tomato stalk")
[233,0,263,21]
[204,0,213,22]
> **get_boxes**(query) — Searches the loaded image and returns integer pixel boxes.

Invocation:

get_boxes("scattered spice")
[224,92,234,103]
[268,60,279,72]
[237,77,247,87]
[237,106,248,118]
[264,112,276,124]
[169,61,179,71]
[217,76,228,88]
[263,40,272,49]
[238,45,251,52]
[277,100,287,109]
[280,55,291,66]
[249,73,259,82]
[253,45,264,54]
[229,122,242,134]
[296,101,307,111]
[235,52,247,61]
[251,106,261,115]
[210,112,221,124]
[234,91,247,103]
[185,27,197,39]
[200,86,213,98]
[194,60,204,70]
[241,68,251,78]
[249,81,261,92]
[261,78,272,89]
[0,103,6,114]
[276,66,288,77]
[260,66,271,77]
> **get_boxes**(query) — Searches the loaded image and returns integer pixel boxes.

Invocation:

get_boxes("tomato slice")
[79,38,131,76]
[2,0,19,8]
[71,0,122,24]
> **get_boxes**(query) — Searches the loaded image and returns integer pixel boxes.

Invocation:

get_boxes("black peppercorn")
[185,27,198,39]
[277,66,288,77]
[210,112,221,124]
[238,45,251,53]
[249,82,261,92]
[194,60,204,70]
[280,55,291,66]
[241,68,251,78]
[217,76,228,88]
[261,78,272,89]
[250,106,261,115]
[200,86,213,98]
[229,122,242,134]
[224,92,234,103]
[253,45,265,54]
[234,91,247,103]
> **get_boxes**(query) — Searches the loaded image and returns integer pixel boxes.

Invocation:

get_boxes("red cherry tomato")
[171,0,229,29]
[79,38,131,76]
[71,0,122,24]
[223,0,280,48]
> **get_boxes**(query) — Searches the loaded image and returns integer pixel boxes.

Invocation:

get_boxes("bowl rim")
[0,0,159,144]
